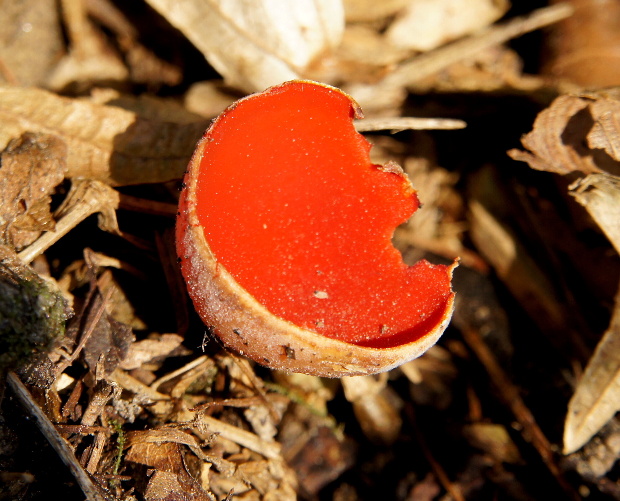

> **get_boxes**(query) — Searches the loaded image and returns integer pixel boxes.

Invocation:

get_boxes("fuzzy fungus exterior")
[176,80,456,377]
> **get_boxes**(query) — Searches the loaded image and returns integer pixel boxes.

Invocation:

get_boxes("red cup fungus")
[176,80,457,377]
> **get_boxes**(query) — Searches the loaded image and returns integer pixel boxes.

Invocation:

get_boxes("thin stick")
[355,117,466,132]
[384,3,574,89]
[7,372,107,501]
[230,353,281,423]
[406,403,465,501]
[461,327,581,501]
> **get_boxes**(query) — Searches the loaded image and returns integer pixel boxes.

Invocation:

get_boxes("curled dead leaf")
[570,173,620,254]
[508,92,620,177]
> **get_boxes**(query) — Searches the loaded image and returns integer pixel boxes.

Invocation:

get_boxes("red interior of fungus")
[194,81,453,348]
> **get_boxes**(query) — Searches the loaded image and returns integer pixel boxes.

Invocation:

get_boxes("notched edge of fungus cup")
[176,81,457,378]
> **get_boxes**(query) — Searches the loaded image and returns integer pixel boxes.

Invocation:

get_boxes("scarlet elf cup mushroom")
[176,80,457,377]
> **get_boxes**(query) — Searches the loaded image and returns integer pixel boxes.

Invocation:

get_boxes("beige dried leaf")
[564,289,620,454]
[563,173,620,454]
[570,173,620,255]
[125,440,217,501]
[386,0,510,52]
[587,96,620,162]
[143,0,344,92]
[0,86,207,186]
[343,0,410,22]
[509,93,620,177]
[341,375,403,445]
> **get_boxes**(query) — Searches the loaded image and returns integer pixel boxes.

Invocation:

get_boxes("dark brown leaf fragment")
[65,276,134,377]
[0,133,66,250]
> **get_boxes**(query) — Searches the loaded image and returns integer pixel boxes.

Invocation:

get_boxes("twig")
[6,372,108,501]
[18,179,120,264]
[354,117,466,132]
[461,327,581,501]
[384,3,574,89]
[197,414,282,460]
[406,403,465,501]
[118,193,177,217]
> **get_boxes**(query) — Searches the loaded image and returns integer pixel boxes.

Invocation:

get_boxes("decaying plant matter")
[0,2,618,500]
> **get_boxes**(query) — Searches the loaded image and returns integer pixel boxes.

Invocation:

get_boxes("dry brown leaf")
[283,424,355,496]
[563,172,620,454]
[0,86,207,186]
[18,179,121,265]
[564,289,620,454]
[145,469,212,501]
[73,280,135,377]
[0,133,66,250]
[125,441,215,501]
[386,0,510,52]
[508,92,620,177]
[127,428,233,472]
[119,333,185,370]
[143,0,344,92]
